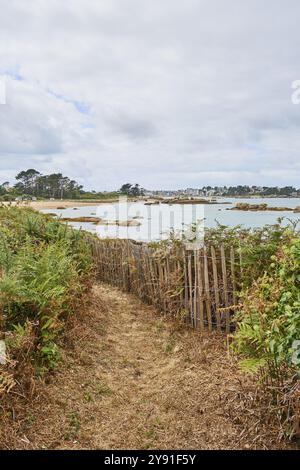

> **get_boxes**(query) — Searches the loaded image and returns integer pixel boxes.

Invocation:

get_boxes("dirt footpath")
[9,284,295,450]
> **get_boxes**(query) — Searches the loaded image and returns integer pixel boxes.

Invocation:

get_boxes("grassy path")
[15,284,292,450]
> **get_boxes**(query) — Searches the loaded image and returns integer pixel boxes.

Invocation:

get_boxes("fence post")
[203,247,212,331]
[211,245,221,332]
[221,245,230,333]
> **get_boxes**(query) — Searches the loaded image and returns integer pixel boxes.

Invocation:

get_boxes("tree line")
[0,169,145,200]
[4,169,84,199]
[1,169,297,200]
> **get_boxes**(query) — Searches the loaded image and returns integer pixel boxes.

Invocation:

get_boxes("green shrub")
[0,206,92,372]
[205,221,298,288]
[231,235,300,437]
[232,237,300,377]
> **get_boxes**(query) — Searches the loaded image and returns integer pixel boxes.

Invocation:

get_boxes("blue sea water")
[41,197,300,242]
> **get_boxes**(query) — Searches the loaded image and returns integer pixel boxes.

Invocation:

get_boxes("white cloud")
[0,0,300,189]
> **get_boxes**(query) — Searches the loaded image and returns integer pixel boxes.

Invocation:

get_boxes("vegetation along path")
[16,284,294,450]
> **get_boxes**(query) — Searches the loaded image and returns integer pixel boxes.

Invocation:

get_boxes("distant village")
[144,186,300,198]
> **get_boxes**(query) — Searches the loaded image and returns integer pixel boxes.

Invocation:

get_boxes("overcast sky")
[0,0,300,190]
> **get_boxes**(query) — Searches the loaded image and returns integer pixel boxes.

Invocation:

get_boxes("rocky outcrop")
[97,219,141,227]
[230,203,294,212]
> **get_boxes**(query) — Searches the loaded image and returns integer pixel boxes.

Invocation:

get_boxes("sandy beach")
[1,198,161,210]
[1,199,121,210]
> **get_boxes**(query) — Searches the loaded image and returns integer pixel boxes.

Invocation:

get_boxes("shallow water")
[41,197,300,242]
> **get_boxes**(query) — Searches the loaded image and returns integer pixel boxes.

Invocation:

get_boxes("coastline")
[2,196,300,212]
[2,199,124,210]
[1,197,162,210]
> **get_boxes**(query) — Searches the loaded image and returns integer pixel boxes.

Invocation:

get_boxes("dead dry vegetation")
[1,284,298,450]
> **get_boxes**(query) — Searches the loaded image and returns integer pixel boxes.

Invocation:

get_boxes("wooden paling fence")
[87,237,242,333]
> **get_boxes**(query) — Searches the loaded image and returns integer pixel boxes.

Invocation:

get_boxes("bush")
[205,221,298,288]
[232,235,300,437]
[232,237,300,375]
[0,206,92,374]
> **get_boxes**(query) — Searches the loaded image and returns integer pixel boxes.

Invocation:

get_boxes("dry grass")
[1,284,298,450]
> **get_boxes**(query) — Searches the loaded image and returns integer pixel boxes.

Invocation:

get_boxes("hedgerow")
[231,234,300,438]
[0,206,92,382]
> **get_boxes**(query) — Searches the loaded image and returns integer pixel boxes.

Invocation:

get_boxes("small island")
[229,202,300,212]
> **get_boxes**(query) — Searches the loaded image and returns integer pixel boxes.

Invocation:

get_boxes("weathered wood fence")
[87,238,242,333]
